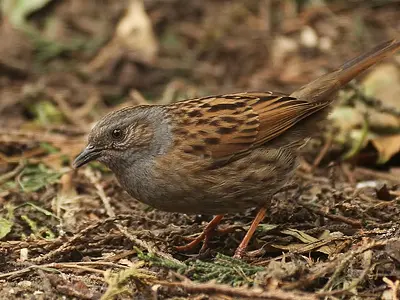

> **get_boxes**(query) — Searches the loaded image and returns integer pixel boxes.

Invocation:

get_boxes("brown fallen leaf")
[362,63,400,109]
[271,229,337,255]
[86,0,158,73]
[370,134,400,164]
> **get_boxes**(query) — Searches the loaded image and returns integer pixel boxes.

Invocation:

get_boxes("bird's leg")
[233,206,267,258]
[175,215,224,251]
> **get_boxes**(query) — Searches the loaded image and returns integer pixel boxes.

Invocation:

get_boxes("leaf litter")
[0,0,400,299]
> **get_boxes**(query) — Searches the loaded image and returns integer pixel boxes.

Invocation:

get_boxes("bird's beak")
[73,145,102,168]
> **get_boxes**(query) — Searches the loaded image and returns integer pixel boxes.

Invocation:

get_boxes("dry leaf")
[271,229,335,255]
[115,0,158,63]
[87,0,158,72]
[361,63,400,130]
[362,63,400,109]
[370,134,400,163]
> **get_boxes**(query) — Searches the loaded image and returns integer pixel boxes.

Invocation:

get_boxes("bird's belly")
[120,147,299,215]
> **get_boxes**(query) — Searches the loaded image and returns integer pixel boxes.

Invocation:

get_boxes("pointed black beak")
[73,145,102,168]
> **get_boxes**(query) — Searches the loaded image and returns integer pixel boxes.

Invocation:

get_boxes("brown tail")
[291,39,400,103]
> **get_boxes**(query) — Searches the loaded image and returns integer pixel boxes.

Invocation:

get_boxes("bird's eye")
[111,129,123,140]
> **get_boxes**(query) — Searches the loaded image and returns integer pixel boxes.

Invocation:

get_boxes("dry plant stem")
[0,261,124,280]
[283,261,339,290]
[175,215,224,251]
[302,203,362,227]
[0,148,45,163]
[383,277,400,300]
[320,240,382,292]
[155,279,318,300]
[355,167,400,183]
[2,263,317,299]
[74,90,100,118]
[84,168,115,217]
[46,87,88,130]
[115,223,184,267]
[30,216,127,263]
[0,160,25,185]
[102,249,137,262]
[341,163,356,186]
[296,170,330,184]
[312,134,333,169]
[234,207,267,258]
[319,250,373,297]
[254,238,347,267]
[130,89,149,105]
[0,129,84,152]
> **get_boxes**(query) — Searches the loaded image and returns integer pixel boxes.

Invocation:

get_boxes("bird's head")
[73,106,169,170]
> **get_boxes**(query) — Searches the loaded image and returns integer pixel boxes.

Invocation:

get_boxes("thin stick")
[302,203,362,227]
[155,279,319,300]
[312,134,333,169]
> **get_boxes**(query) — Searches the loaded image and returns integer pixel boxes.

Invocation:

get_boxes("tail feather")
[291,39,400,103]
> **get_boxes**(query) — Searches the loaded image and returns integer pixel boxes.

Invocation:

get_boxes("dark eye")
[111,129,123,140]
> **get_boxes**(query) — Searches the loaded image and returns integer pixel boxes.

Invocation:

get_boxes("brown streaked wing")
[168,92,328,165]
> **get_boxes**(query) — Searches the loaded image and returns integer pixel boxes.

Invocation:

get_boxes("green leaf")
[275,229,335,255]
[1,0,54,27]
[0,218,13,239]
[17,164,63,192]
[40,142,59,154]
[28,100,64,126]
[18,202,59,219]
[281,229,318,244]
[257,224,279,232]
[21,215,38,232]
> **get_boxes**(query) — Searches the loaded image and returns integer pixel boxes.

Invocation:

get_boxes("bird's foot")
[233,206,267,259]
[175,215,224,252]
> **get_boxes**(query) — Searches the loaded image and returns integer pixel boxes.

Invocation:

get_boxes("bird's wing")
[169,92,328,166]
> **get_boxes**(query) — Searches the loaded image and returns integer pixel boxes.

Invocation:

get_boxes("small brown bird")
[74,40,400,258]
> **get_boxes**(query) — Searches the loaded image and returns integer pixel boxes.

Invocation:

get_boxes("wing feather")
[169,92,328,166]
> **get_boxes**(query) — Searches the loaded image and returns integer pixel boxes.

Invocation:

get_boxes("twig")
[282,261,338,290]
[320,240,385,292]
[155,279,319,300]
[302,203,362,227]
[317,249,373,297]
[0,129,84,148]
[84,168,115,218]
[354,167,400,183]
[115,223,184,267]
[46,88,88,130]
[383,277,400,300]
[341,163,356,186]
[296,170,330,184]
[129,89,149,105]
[0,160,25,185]
[74,89,101,118]
[0,261,124,279]
[254,236,352,267]
[30,216,132,263]
[312,134,333,169]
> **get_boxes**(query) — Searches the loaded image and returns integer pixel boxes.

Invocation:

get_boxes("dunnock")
[74,40,400,258]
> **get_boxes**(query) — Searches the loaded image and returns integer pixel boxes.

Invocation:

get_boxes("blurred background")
[0,1,400,299]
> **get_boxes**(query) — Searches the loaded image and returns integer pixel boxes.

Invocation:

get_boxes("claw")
[175,215,224,252]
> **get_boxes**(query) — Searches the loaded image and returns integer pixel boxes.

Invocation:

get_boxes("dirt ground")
[1,0,400,299]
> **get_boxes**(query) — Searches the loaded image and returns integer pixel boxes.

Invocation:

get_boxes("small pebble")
[319,36,332,52]
[356,181,379,189]
[17,280,32,288]
[300,26,318,48]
